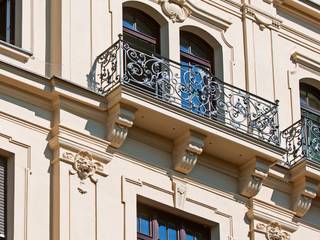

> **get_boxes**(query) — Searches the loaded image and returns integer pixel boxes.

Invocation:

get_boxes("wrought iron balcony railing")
[93,36,280,146]
[282,110,320,165]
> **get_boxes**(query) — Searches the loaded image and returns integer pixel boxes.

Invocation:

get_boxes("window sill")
[0,40,33,63]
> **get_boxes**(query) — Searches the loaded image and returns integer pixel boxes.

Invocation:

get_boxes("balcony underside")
[107,85,285,166]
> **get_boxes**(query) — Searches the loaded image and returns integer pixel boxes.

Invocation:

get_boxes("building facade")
[0,0,320,239]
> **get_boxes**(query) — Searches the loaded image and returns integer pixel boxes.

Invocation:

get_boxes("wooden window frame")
[137,204,211,240]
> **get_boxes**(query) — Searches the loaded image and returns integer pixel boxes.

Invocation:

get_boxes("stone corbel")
[106,103,136,148]
[158,0,191,23]
[290,161,320,217]
[172,130,205,174]
[291,176,318,217]
[239,157,275,198]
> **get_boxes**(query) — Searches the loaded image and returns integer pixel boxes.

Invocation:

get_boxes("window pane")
[190,41,210,61]
[123,19,135,30]
[168,225,177,240]
[137,216,150,236]
[180,36,190,53]
[159,224,167,240]
[309,93,320,111]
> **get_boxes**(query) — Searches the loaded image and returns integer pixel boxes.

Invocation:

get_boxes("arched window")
[300,83,320,120]
[180,31,214,114]
[123,7,160,53]
[180,31,213,72]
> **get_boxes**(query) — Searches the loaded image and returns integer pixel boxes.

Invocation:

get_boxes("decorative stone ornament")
[107,103,136,148]
[172,179,187,209]
[290,161,320,217]
[172,130,205,174]
[158,0,191,23]
[72,151,103,181]
[62,150,106,194]
[266,222,289,240]
[258,222,289,240]
[292,177,318,217]
[239,157,273,197]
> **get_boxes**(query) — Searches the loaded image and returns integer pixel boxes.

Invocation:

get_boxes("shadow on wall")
[300,205,320,230]
[270,189,291,210]
[85,119,106,139]
[0,93,52,122]
[87,58,98,92]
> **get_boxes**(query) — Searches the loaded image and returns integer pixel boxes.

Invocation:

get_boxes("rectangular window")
[0,0,15,44]
[0,157,7,240]
[137,204,211,240]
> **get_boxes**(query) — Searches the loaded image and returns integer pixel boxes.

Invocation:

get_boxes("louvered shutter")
[0,158,6,240]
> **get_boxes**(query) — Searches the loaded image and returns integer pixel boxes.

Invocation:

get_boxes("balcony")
[93,36,280,146]
[88,36,287,170]
[282,110,320,166]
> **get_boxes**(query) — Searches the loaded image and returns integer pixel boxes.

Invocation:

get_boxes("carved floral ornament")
[63,150,104,182]
[158,0,191,23]
[256,222,289,240]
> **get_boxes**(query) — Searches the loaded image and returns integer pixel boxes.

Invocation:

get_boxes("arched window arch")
[300,82,320,119]
[180,31,214,72]
[123,7,160,53]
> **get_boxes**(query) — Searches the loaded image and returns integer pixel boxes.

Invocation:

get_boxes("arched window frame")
[300,83,320,117]
[123,7,160,53]
[180,31,214,73]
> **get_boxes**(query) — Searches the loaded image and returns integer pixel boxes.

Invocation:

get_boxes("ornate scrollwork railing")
[282,111,320,165]
[93,36,280,145]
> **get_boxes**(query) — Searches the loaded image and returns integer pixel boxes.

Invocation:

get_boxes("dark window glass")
[180,31,213,68]
[300,83,320,119]
[0,0,15,44]
[123,7,160,53]
[137,204,211,240]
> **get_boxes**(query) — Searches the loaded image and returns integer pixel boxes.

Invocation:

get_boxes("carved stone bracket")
[171,177,187,209]
[172,130,205,174]
[292,177,318,217]
[290,161,320,217]
[106,103,136,148]
[239,157,274,198]
[158,0,191,23]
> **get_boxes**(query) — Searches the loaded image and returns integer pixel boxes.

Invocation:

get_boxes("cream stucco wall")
[0,0,319,240]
